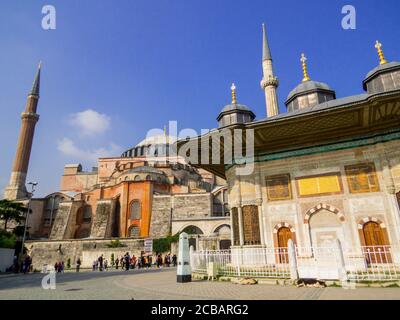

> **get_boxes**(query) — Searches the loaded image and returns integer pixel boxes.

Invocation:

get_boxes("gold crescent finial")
[375,40,388,65]
[231,83,237,104]
[300,53,310,82]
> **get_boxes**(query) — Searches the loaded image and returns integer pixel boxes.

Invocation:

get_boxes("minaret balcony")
[260,76,279,89]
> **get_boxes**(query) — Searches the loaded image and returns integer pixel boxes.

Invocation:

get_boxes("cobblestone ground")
[0,268,399,300]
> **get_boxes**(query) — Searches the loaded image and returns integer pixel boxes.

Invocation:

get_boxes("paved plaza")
[0,268,399,300]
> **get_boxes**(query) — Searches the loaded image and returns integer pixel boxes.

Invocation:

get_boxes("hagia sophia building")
[2,23,400,268]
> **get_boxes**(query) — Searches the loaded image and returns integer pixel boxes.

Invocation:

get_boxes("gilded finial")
[231,83,237,104]
[164,125,167,136]
[300,53,310,82]
[38,60,42,69]
[375,40,388,65]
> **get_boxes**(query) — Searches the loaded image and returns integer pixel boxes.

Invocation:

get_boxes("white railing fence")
[191,248,291,279]
[190,244,400,282]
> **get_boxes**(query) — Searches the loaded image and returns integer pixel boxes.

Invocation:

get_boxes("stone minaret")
[4,63,41,200]
[260,24,279,117]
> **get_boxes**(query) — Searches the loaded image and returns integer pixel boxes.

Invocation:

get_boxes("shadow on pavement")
[0,268,176,291]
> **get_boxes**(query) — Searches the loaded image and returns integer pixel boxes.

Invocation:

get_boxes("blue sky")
[1,0,400,197]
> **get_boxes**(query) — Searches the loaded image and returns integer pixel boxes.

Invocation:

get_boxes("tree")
[0,199,27,231]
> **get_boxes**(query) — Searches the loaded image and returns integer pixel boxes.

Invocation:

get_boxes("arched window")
[134,175,140,181]
[146,175,151,181]
[182,225,203,235]
[130,200,141,220]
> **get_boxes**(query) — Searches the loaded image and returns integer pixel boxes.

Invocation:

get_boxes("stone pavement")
[0,268,399,300]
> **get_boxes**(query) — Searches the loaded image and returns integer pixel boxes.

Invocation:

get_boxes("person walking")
[115,257,119,270]
[104,259,108,271]
[132,255,137,269]
[92,259,96,271]
[172,254,177,267]
[124,252,130,271]
[76,258,81,272]
[98,255,104,271]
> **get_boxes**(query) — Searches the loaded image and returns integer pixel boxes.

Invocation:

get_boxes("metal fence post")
[288,239,298,281]
[189,245,194,268]
[336,239,348,282]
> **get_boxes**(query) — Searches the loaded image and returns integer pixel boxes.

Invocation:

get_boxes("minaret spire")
[29,61,41,97]
[260,23,279,118]
[262,23,272,61]
[4,63,42,200]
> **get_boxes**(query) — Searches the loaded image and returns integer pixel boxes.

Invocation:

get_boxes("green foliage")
[153,233,180,254]
[106,240,126,248]
[0,229,16,249]
[0,199,27,231]
[67,258,71,269]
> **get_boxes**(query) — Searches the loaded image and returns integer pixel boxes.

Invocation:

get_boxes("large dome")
[135,134,176,147]
[121,134,177,158]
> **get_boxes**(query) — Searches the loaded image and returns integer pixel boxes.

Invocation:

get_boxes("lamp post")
[20,182,38,257]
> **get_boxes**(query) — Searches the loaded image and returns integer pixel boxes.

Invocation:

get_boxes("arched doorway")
[308,209,344,247]
[277,227,291,263]
[181,225,203,250]
[362,221,391,264]
[214,224,231,250]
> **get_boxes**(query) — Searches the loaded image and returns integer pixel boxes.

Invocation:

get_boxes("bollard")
[177,232,192,283]
[288,239,299,281]
[336,239,348,282]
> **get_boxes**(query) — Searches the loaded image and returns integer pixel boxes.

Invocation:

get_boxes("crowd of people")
[92,252,177,272]
[10,252,178,274]
[9,254,33,273]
